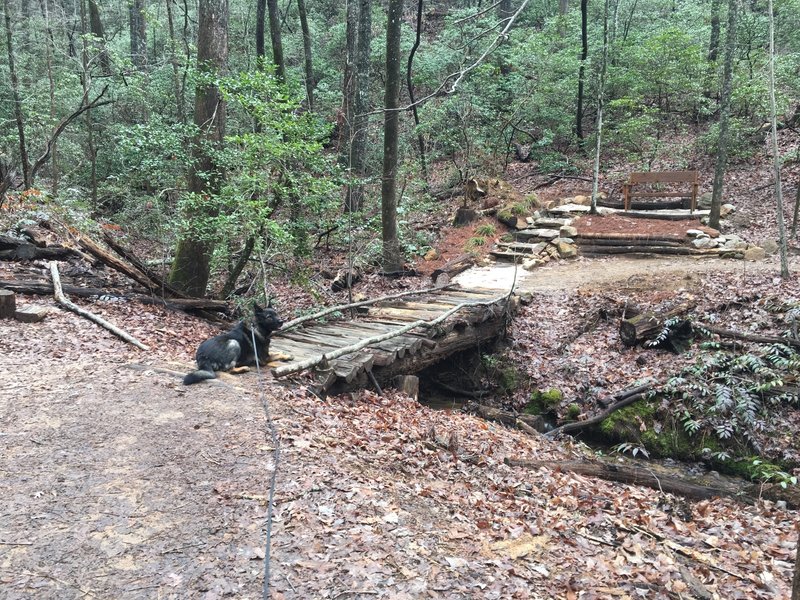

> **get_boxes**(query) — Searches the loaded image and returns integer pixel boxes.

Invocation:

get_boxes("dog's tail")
[183,369,217,385]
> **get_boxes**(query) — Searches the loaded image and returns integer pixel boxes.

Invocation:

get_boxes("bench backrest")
[629,170,698,185]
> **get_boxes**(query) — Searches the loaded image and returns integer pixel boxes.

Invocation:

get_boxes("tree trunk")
[165,0,186,123]
[38,0,58,192]
[80,0,98,208]
[575,0,588,146]
[708,0,721,62]
[343,0,371,213]
[709,0,737,230]
[255,0,265,61]
[590,0,612,215]
[266,0,285,82]
[339,0,357,158]
[558,0,569,36]
[381,0,403,274]
[87,0,111,75]
[4,0,31,189]
[297,0,314,110]
[169,0,228,297]
[767,0,789,278]
[129,0,147,69]
[406,0,428,185]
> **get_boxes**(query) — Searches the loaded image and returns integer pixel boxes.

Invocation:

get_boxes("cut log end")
[0,288,16,319]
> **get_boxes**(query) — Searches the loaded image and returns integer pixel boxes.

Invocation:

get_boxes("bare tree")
[576,0,588,147]
[4,0,31,188]
[381,0,403,273]
[297,0,314,110]
[767,0,789,277]
[709,0,738,230]
[344,0,371,213]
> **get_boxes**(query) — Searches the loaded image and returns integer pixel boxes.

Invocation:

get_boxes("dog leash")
[251,329,280,600]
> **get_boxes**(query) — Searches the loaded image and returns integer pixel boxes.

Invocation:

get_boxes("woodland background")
[2,0,799,297]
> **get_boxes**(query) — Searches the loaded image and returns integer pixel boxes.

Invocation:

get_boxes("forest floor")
[2,250,800,599]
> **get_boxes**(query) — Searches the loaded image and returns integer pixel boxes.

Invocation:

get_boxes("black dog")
[183,304,283,385]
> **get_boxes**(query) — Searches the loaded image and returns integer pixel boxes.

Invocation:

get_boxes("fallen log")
[619,301,694,348]
[580,245,717,256]
[0,279,228,311]
[431,253,475,284]
[697,322,800,349]
[0,234,79,260]
[506,458,733,501]
[101,231,188,298]
[73,231,168,296]
[49,262,149,351]
[504,457,800,508]
[472,404,546,433]
[545,384,653,438]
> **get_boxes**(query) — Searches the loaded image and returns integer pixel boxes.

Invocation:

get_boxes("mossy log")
[619,301,694,348]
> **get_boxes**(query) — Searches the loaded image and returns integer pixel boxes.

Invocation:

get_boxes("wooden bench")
[623,170,699,213]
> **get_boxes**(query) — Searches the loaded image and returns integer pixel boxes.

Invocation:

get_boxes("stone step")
[514,228,560,241]
[495,241,547,254]
[533,217,571,228]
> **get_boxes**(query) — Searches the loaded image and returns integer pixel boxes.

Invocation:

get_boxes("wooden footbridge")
[269,284,514,394]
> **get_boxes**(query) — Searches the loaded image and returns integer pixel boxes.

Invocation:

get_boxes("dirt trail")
[2,254,798,598]
[454,253,793,293]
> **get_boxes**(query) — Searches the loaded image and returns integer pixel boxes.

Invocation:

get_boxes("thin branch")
[30,85,113,181]
[362,0,532,118]
[49,261,149,351]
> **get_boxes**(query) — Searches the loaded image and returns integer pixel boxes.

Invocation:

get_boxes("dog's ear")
[253,302,264,312]
[267,295,273,308]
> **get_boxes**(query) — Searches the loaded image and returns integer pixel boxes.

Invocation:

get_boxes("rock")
[697,191,713,210]
[744,246,766,261]
[560,225,578,238]
[761,239,779,255]
[719,250,744,259]
[721,203,736,217]
[555,240,578,259]
[556,237,575,244]
[522,258,540,271]
[497,212,529,230]
[722,237,747,251]
[686,229,705,238]
[423,248,440,261]
[572,194,590,206]
[692,236,717,249]
[534,217,570,228]
[548,204,592,215]
[516,228,560,241]
[597,206,615,216]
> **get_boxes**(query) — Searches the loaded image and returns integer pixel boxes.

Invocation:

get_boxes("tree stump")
[453,207,478,226]
[0,288,16,319]
[619,301,694,349]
